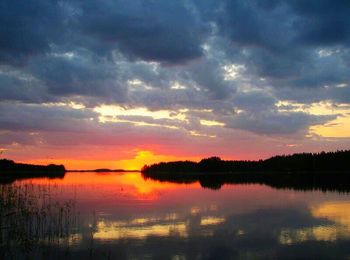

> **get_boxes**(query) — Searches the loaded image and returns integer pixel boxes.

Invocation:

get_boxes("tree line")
[141,150,350,174]
[0,159,66,182]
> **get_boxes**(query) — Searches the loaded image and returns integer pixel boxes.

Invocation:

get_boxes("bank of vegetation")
[141,150,350,191]
[0,159,66,183]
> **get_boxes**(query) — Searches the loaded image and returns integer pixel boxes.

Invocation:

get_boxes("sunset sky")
[1,0,350,170]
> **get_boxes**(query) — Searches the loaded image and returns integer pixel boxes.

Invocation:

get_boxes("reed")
[0,183,79,259]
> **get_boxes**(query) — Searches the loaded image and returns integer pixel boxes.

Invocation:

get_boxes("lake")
[2,171,350,259]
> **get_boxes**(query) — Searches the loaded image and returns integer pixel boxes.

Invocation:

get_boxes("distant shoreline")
[2,150,350,189]
[67,169,140,173]
[0,159,140,184]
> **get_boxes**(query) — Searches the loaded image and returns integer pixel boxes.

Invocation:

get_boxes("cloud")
[0,0,349,155]
[226,111,335,135]
[0,0,65,65]
[210,0,350,94]
[0,102,97,133]
[0,72,53,103]
[289,0,350,46]
[72,0,208,64]
[28,53,127,102]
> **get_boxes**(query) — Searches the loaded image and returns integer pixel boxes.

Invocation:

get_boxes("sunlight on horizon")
[277,101,350,138]
[19,150,201,171]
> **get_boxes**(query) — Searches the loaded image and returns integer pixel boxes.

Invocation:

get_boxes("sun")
[117,150,199,170]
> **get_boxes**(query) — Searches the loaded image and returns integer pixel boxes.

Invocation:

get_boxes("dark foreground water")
[2,172,350,259]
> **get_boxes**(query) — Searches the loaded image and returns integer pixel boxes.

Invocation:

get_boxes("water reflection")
[1,172,350,259]
[94,219,188,240]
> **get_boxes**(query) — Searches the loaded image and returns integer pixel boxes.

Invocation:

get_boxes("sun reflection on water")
[94,220,188,240]
[279,201,350,245]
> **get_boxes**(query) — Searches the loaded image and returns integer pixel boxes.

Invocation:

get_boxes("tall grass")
[0,183,80,259]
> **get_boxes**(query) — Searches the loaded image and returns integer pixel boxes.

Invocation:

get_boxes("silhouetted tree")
[199,157,223,172]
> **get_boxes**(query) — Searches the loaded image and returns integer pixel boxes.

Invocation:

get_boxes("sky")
[1,0,350,170]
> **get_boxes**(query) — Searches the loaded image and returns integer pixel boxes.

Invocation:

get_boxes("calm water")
[2,172,350,259]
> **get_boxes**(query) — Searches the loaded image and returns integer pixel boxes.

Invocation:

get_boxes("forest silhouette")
[0,159,65,184]
[142,150,350,191]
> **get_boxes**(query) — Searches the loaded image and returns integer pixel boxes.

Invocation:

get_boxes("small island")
[141,150,350,191]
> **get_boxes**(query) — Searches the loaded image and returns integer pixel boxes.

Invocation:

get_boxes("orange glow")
[25,171,200,197]
[94,220,188,240]
[20,150,200,171]
[111,150,200,170]
[279,201,350,245]
[277,101,350,138]
[312,201,350,227]
[310,116,350,138]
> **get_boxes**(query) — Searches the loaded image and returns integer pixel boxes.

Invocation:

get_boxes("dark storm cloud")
[232,92,276,112]
[75,0,207,64]
[0,0,209,104]
[185,59,235,99]
[0,0,207,66]
[223,91,336,135]
[1,0,349,96]
[0,0,64,65]
[289,0,350,46]
[0,73,52,103]
[213,0,350,91]
[0,102,97,133]
[28,54,126,102]
[218,0,350,50]
[226,111,334,135]
[0,0,349,136]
